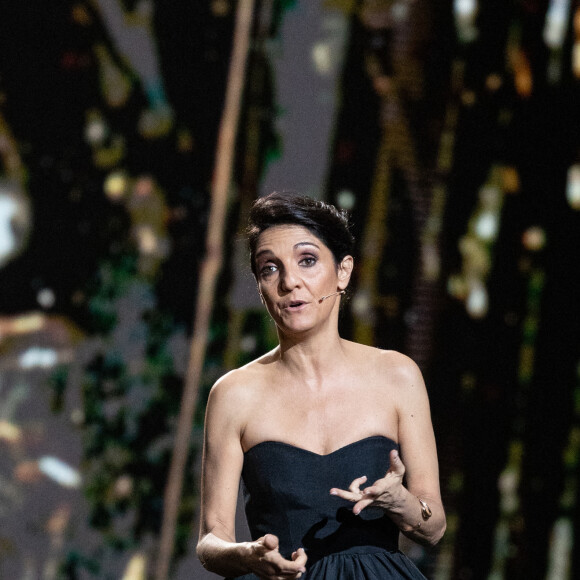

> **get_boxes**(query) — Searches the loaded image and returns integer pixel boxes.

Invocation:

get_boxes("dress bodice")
[231,435,426,579]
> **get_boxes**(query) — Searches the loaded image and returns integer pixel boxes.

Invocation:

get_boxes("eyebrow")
[255,241,320,261]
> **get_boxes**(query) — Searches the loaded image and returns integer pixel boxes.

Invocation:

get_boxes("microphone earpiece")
[318,290,346,303]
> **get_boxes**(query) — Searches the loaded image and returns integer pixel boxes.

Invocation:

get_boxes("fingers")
[330,470,400,515]
[253,539,306,578]
[353,497,374,515]
[353,483,380,515]
[277,548,307,577]
[330,475,375,515]
[387,449,405,476]
[329,451,406,519]
[261,533,279,552]
[290,547,308,576]
[329,475,368,502]
[349,475,368,493]
[291,548,307,565]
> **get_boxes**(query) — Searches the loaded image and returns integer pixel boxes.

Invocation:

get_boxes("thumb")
[261,534,279,551]
[388,449,405,475]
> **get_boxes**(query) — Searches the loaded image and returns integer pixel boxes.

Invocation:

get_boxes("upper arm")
[198,375,247,542]
[393,356,442,502]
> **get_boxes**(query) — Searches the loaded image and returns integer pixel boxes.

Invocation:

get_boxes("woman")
[197,192,446,579]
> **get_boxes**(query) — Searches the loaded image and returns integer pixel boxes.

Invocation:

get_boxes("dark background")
[1,1,579,578]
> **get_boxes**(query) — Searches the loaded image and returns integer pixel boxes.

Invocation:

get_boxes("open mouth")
[286,300,306,310]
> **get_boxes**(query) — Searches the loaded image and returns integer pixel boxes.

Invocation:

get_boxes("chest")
[244,379,398,454]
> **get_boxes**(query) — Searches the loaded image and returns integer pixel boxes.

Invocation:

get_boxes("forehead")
[255,225,325,253]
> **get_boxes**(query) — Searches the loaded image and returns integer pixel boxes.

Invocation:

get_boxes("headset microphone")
[318,290,346,303]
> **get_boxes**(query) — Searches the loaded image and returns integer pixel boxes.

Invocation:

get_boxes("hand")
[247,533,307,579]
[330,449,406,515]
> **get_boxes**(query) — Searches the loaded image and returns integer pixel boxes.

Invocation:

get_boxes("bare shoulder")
[379,349,424,384]
[207,348,278,414]
[376,350,429,416]
[345,342,425,392]
[346,342,421,374]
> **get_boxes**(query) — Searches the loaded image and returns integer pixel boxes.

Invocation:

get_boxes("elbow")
[407,515,446,548]
[426,517,446,547]
[196,538,210,570]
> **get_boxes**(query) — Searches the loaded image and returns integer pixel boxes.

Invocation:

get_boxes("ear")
[337,255,354,290]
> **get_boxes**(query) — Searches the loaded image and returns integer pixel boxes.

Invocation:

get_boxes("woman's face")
[254,225,352,336]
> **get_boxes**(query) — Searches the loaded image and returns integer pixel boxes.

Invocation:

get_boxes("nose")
[279,264,301,292]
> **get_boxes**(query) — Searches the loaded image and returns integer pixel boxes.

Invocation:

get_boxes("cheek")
[257,287,276,309]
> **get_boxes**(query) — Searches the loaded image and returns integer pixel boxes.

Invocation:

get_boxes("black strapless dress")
[229,435,426,579]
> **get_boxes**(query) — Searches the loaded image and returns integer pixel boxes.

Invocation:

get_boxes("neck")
[275,325,346,383]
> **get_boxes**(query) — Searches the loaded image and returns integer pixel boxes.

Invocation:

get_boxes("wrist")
[239,541,256,571]
[386,484,410,514]
[196,537,255,576]
[390,492,432,533]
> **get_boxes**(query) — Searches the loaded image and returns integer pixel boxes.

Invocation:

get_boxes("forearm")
[196,532,252,576]
[387,487,446,547]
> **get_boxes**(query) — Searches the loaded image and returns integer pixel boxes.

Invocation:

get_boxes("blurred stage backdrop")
[1,0,580,579]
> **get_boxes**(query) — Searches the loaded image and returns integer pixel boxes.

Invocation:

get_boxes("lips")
[284,300,307,309]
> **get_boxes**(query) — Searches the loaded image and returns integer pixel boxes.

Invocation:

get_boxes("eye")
[300,255,317,267]
[259,264,278,277]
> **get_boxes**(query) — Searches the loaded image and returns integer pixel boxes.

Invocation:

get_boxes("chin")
[273,310,326,338]
[277,322,317,338]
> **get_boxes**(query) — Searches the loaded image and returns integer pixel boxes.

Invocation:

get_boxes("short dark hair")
[247,191,354,276]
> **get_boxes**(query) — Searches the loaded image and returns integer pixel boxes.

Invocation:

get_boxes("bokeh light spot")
[37,288,56,309]
[336,189,356,210]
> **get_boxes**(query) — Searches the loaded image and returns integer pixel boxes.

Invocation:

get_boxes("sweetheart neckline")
[243,435,398,458]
